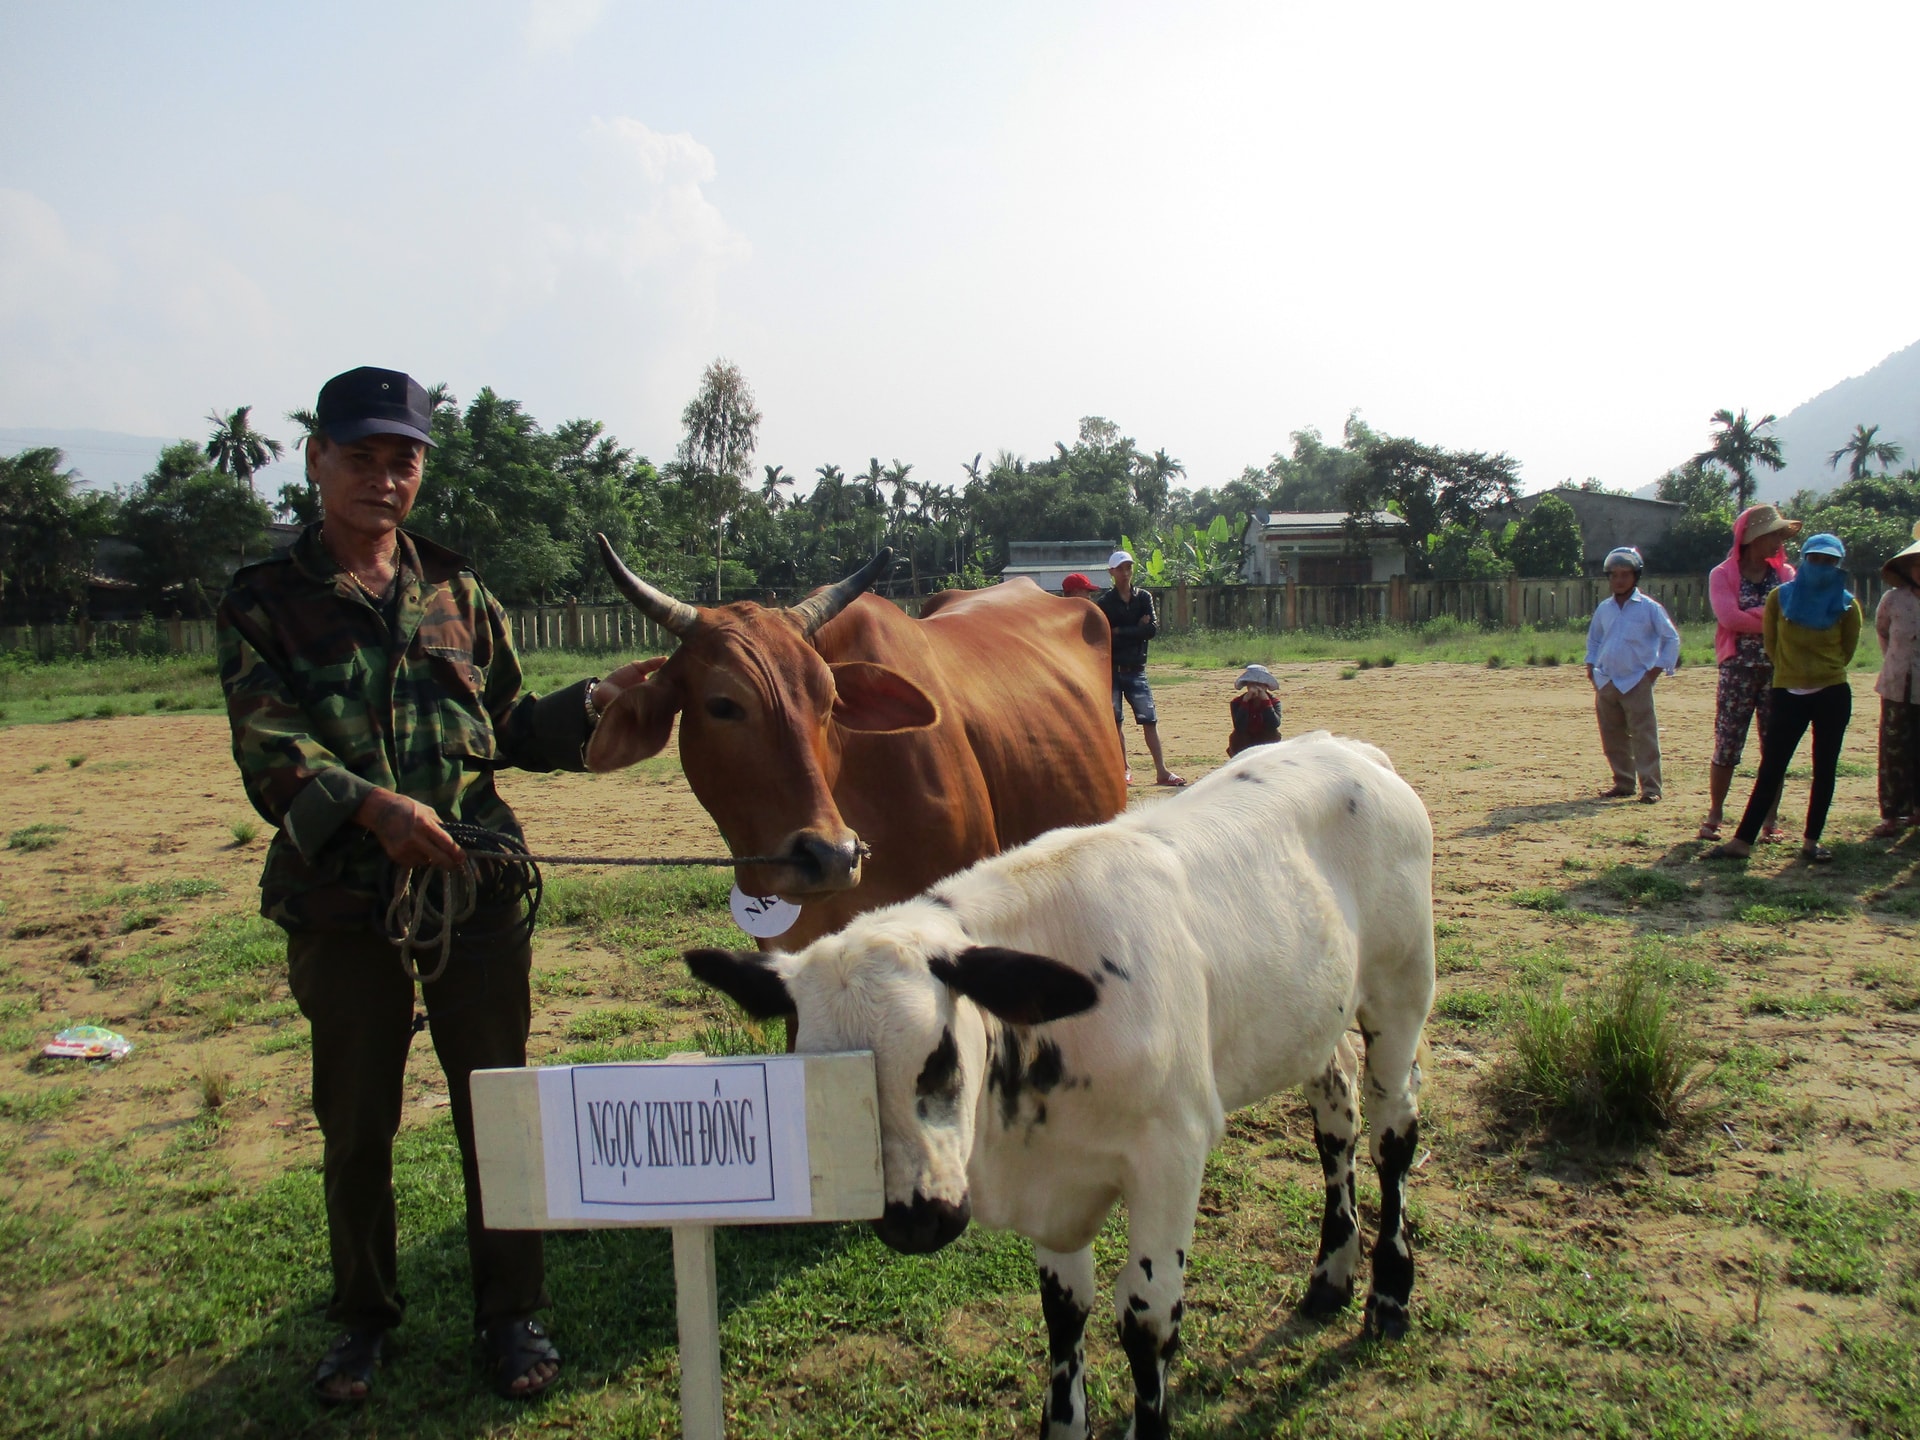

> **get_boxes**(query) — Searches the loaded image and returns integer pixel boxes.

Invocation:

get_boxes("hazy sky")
[4,0,1917,496]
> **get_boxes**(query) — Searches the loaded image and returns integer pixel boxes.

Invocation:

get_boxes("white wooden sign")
[472,1052,883,1439]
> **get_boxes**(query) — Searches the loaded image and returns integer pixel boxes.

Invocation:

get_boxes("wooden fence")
[0,571,1891,658]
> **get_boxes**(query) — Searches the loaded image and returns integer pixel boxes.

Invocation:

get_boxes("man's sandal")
[1696,819,1722,840]
[1870,819,1907,839]
[1802,845,1835,865]
[313,1327,386,1405]
[480,1316,561,1400]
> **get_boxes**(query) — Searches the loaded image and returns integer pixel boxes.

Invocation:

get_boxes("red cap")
[1061,572,1097,596]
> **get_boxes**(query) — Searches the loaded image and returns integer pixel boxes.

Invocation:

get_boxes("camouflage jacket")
[218,524,595,931]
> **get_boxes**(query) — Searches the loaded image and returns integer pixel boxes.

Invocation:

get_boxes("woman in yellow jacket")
[1705,532,1862,864]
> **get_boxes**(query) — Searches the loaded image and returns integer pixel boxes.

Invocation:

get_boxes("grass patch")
[1497,957,1702,1138]
[1512,886,1570,912]
[1745,991,1862,1019]
[7,822,69,852]
[1708,1042,1792,1102]
[230,820,259,846]
[1434,988,1504,1026]
[1596,865,1689,906]
[1852,961,1920,1011]
[96,913,284,993]
[564,1006,664,1043]
[0,1086,80,1123]
[1748,1177,1918,1295]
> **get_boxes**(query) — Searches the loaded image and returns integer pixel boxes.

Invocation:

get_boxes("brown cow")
[584,537,1126,950]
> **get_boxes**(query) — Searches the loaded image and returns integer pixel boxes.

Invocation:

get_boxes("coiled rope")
[382,820,797,984]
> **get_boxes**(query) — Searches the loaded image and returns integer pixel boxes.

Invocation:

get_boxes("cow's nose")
[787,831,862,891]
[874,1193,971,1254]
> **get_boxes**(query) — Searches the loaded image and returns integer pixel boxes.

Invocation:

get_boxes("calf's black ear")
[684,948,795,1019]
[927,947,1099,1027]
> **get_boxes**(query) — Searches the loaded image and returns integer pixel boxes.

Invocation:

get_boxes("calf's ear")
[685,948,796,1019]
[928,947,1099,1026]
[586,671,683,771]
[829,661,940,733]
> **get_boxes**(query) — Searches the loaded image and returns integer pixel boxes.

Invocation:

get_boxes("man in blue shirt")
[1585,546,1681,802]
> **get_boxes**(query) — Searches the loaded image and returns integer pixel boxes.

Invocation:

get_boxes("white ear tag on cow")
[730,885,800,939]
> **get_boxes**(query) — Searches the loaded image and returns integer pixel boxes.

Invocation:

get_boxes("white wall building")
[1239,511,1410,585]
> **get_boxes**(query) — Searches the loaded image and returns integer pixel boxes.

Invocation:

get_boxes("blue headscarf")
[1777,534,1854,629]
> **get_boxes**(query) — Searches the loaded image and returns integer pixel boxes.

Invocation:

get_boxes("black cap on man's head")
[315,367,436,446]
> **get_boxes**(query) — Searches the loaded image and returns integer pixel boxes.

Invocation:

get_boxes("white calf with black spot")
[685,732,1436,1438]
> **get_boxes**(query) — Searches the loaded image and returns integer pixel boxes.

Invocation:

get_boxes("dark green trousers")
[287,922,548,1330]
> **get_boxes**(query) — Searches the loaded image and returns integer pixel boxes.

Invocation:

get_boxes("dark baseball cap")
[315,367,437,446]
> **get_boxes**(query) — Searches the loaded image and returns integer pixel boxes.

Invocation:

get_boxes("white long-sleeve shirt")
[1586,589,1680,692]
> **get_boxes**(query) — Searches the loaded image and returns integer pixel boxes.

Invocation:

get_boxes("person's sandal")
[1870,818,1905,839]
[313,1327,386,1405]
[1700,842,1750,861]
[1696,819,1722,840]
[1802,844,1835,865]
[480,1316,561,1400]
[1759,825,1787,844]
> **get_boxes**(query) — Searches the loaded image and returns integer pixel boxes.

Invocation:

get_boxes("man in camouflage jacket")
[219,367,654,1405]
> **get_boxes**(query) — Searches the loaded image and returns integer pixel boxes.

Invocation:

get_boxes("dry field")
[1,660,1916,1437]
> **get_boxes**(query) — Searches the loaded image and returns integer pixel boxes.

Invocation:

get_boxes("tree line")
[3,365,1916,626]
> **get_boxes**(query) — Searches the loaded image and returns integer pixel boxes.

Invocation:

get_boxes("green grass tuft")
[1745,991,1862,1019]
[7,822,69,852]
[1512,886,1570,912]
[1498,957,1702,1138]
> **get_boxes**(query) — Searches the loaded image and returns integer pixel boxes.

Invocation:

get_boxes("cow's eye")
[704,696,746,721]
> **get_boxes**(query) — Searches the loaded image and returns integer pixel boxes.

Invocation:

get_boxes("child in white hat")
[1227,664,1283,757]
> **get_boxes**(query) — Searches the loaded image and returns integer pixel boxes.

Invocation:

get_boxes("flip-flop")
[313,1327,386,1406]
[1802,845,1834,864]
[1870,820,1905,839]
[1156,774,1188,788]
[1696,820,1722,840]
[1700,843,1751,862]
[1759,826,1787,844]
[480,1316,561,1400]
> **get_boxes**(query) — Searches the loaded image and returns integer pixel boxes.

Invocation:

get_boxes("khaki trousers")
[1594,671,1662,799]
[287,919,547,1331]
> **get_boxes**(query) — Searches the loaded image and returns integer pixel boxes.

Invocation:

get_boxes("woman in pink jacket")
[1699,503,1800,840]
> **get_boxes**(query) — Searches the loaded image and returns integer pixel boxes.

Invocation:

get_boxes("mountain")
[1740,340,1920,502]
[0,428,184,492]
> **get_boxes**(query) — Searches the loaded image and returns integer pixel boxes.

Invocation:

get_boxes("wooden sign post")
[472,1052,884,1439]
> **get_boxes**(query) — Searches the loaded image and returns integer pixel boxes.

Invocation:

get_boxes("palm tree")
[1827,423,1904,481]
[1695,408,1785,508]
[425,382,458,413]
[206,406,285,492]
[759,463,796,512]
[810,463,847,527]
[285,407,320,450]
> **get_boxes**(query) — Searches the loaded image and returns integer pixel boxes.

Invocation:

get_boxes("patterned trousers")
[1881,697,1920,821]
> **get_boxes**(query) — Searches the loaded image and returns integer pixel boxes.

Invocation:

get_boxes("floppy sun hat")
[1235,664,1278,690]
[1739,503,1801,545]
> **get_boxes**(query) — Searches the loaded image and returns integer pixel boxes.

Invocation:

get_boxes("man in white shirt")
[1585,546,1681,802]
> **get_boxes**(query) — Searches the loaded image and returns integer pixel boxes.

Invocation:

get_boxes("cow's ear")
[685,948,796,1019]
[829,661,940,733]
[586,671,683,771]
[928,947,1099,1026]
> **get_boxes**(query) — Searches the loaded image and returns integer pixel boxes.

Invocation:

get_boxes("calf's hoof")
[1299,1273,1354,1320]
[1362,1293,1411,1340]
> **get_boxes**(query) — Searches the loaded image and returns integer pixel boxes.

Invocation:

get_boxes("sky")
[4,0,1919,497]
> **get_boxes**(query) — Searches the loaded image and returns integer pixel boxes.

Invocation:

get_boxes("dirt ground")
[2,661,1915,1431]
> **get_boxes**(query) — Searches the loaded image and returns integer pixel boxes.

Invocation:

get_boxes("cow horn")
[791,548,894,638]
[595,533,702,638]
